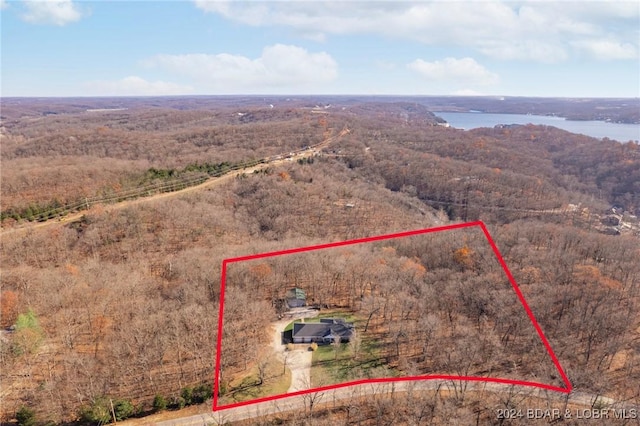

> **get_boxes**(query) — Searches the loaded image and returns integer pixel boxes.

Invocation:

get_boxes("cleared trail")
[0,130,346,237]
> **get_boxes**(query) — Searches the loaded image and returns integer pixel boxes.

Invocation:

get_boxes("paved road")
[10,124,636,423]
[152,380,638,425]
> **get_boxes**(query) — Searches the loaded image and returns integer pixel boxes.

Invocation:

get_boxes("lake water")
[435,112,640,143]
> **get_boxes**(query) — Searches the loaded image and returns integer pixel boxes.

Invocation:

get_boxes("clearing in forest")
[214,221,571,411]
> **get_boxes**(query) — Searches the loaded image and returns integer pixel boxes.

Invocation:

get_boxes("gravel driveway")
[270,308,319,393]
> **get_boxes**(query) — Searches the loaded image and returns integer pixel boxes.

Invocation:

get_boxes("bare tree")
[349,331,362,361]
[361,296,380,333]
[331,335,342,361]
[257,359,268,386]
[299,375,325,416]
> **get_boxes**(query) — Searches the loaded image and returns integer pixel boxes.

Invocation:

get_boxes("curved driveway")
[270,309,319,394]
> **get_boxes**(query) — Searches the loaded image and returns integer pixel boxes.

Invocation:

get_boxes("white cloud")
[144,44,338,93]
[477,40,569,63]
[21,0,84,26]
[572,39,638,60]
[1,0,8,10]
[193,0,231,16]
[83,76,193,96]
[408,57,499,86]
[193,1,639,62]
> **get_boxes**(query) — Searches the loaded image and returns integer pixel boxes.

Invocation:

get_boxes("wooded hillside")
[1,98,638,424]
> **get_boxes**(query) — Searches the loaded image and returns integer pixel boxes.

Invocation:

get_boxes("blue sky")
[1,1,639,97]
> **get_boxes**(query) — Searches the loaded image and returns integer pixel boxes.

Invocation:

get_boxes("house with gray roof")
[292,318,354,344]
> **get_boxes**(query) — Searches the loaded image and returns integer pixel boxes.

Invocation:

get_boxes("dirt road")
[1,163,261,236]
[1,128,349,237]
[0,147,324,238]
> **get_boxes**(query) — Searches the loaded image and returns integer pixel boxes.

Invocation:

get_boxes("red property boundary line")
[213,221,572,411]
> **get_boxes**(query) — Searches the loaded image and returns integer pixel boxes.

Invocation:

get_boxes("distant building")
[292,318,354,344]
[286,287,306,308]
[601,215,621,226]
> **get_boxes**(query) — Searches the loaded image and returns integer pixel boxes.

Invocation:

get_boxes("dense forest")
[0,98,638,424]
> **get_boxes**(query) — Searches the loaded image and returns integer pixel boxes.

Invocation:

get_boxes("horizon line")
[2,94,639,100]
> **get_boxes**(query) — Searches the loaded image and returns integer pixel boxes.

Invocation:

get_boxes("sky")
[1,0,639,97]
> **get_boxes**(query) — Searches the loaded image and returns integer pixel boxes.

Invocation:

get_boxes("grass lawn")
[316,309,359,324]
[310,331,397,387]
[284,320,296,332]
[285,308,398,387]
[219,352,291,405]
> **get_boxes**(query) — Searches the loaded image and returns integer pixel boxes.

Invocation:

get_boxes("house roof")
[293,323,331,339]
[286,287,306,300]
[292,318,354,340]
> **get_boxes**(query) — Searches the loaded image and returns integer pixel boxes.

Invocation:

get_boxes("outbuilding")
[286,287,307,308]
